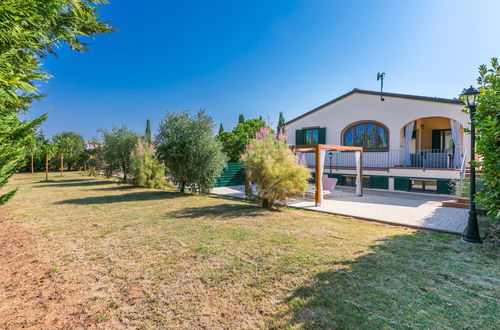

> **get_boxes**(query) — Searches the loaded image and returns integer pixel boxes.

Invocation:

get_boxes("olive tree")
[100,127,138,182]
[156,109,227,193]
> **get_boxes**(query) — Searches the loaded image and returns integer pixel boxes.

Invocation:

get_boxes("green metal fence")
[214,163,244,187]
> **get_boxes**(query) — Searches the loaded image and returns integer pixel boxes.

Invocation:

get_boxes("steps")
[463,167,482,179]
[214,163,245,187]
[442,197,469,209]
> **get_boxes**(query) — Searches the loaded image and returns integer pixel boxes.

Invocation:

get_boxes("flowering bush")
[130,139,168,189]
[241,127,310,208]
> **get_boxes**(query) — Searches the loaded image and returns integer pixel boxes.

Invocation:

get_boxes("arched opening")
[400,116,464,168]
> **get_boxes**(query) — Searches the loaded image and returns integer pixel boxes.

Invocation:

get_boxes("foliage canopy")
[156,109,227,193]
[218,118,267,162]
[0,0,111,204]
[473,58,500,221]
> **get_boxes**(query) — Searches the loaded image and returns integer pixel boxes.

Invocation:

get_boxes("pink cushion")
[322,177,337,192]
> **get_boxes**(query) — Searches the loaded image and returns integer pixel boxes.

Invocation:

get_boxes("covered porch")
[321,116,467,171]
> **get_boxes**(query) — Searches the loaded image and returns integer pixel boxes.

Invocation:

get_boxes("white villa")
[285,89,470,194]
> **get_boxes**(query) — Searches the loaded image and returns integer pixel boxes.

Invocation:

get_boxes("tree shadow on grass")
[35,180,117,188]
[34,178,93,184]
[55,191,182,205]
[168,202,270,220]
[277,232,498,329]
[91,185,138,191]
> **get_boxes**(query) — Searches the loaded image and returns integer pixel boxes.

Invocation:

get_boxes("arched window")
[342,121,389,151]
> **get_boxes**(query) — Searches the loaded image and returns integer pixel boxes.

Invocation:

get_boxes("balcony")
[323,149,458,170]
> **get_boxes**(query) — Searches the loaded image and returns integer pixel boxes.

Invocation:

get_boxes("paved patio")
[211,186,468,234]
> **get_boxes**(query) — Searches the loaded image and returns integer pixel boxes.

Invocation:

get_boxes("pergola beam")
[293,144,364,205]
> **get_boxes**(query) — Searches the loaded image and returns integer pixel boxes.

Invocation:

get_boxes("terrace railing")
[323,149,458,169]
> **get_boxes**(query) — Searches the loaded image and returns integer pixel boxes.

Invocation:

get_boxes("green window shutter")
[295,129,305,145]
[370,176,389,189]
[437,180,453,194]
[318,127,326,144]
[394,178,410,191]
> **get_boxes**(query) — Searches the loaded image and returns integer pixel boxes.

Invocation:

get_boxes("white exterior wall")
[286,92,471,165]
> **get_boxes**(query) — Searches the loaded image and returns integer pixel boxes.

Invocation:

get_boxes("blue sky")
[30,0,500,140]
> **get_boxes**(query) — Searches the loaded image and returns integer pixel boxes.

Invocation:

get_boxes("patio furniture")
[304,177,341,199]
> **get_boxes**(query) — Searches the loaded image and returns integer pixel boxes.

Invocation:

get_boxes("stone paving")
[211,185,468,234]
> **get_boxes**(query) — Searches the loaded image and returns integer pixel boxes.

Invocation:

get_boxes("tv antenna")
[377,72,385,101]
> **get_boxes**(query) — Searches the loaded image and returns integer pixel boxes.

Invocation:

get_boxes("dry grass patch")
[0,172,498,328]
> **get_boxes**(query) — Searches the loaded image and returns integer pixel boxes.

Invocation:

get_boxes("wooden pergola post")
[315,144,321,206]
[292,144,364,205]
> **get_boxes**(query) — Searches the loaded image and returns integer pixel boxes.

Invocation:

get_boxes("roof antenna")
[377,72,385,101]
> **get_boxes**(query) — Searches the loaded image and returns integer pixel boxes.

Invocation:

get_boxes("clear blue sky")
[29,0,500,140]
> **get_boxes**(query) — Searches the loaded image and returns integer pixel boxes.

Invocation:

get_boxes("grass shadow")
[34,178,93,184]
[35,180,117,188]
[91,185,138,191]
[278,232,499,328]
[168,202,269,220]
[56,191,182,205]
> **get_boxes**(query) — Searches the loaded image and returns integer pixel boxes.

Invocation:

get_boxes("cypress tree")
[218,123,224,134]
[277,112,285,131]
[238,114,245,124]
[145,119,152,145]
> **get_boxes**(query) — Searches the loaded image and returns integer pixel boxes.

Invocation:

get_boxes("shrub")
[156,109,227,193]
[130,140,167,189]
[474,58,500,221]
[241,127,310,208]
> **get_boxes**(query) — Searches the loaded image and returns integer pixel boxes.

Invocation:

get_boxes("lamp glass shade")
[461,86,479,107]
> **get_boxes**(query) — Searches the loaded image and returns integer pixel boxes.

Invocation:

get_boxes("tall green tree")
[218,123,224,134]
[218,118,268,162]
[238,114,245,124]
[474,58,500,221]
[100,126,138,182]
[0,0,112,204]
[145,119,152,145]
[156,110,227,193]
[52,131,84,171]
[277,112,285,132]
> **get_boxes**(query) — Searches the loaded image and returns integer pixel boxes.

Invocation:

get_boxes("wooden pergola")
[291,144,364,206]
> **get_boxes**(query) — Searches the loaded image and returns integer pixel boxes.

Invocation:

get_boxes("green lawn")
[1,172,498,328]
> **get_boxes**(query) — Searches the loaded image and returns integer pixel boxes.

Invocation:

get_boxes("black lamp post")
[461,86,481,244]
[328,152,333,174]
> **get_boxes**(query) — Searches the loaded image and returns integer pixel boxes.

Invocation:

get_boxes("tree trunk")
[31,155,34,174]
[60,154,64,176]
[180,182,186,193]
[262,199,271,208]
[45,154,48,181]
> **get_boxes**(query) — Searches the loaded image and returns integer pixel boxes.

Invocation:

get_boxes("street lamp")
[461,85,481,244]
[328,152,333,174]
